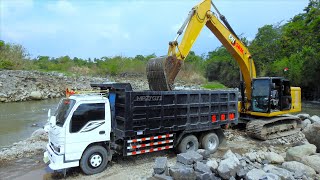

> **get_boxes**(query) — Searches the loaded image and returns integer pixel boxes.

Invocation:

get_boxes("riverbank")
[0,70,205,103]
[0,70,106,102]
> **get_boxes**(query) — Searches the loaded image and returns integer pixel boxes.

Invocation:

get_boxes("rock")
[309,115,320,123]
[282,161,316,178]
[196,149,210,160]
[194,161,211,174]
[206,159,218,172]
[244,152,258,162]
[260,173,280,180]
[263,165,294,180]
[154,157,168,175]
[31,128,47,137]
[31,123,39,127]
[237,167,249,178]
[177,151,203,165]
[303,122,320,152]
[297,114,310,120]
[223,150,237,159]
[195,171,212,180]
[245,169,266,180]
[301,155,320,173]
[301,119,312,129]
[29,91,43,100]
[153,174,173,180]
[217,150,240,179]
[286,144,316,162]
[265,152,284,164]
[169,165,196,180]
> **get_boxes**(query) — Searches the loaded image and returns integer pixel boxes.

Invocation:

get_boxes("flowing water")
[0,99,60,148]
[0,99,319,148]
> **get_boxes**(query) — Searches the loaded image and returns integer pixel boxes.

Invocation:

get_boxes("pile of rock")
[0,128,48,162]
[298,114,320,152]
[149,145,320,180]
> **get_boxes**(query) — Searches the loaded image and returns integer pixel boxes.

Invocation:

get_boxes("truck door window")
[70,103,105,133]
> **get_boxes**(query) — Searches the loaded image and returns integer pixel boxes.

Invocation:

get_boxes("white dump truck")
[43,83,238,175]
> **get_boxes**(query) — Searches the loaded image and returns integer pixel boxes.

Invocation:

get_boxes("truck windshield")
[55,99,76,127]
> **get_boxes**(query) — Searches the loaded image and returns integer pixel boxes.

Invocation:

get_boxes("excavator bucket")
[146,56,183,91]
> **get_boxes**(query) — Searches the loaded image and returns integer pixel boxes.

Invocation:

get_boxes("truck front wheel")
[178,135,199,153]
[201,132,219,154]
[80,145,108,175]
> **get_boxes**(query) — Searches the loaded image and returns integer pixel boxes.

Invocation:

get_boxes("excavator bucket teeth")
[146,56,183,91]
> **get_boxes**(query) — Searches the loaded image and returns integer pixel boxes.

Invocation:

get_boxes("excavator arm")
[147,0,256,101]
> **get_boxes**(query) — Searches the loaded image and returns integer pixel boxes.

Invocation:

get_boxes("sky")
[0,0,309,59]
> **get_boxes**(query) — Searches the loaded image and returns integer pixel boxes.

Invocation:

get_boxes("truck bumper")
[44,144,79,170]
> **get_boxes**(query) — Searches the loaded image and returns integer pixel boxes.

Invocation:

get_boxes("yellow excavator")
[146,0,302,140]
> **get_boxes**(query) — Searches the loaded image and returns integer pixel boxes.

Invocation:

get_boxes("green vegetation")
[201,82,226,89]
[0,0,319,99]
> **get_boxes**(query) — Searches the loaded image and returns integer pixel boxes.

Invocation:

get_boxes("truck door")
[64,101,111,161]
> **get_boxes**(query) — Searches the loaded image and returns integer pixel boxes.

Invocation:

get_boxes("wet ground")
[0,129,296,180]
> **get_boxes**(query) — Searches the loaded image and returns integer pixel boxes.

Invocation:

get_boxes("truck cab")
[44,94,111,171]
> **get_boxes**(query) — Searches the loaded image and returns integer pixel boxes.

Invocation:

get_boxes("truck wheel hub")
[186,142,195,150]
[90,154,102,168]
[208,139,217,150]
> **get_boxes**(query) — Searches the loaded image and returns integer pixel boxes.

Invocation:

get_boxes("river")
[0,99,60,148]
[0,99,319,148]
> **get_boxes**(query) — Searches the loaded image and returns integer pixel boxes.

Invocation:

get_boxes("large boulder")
[265,152,284,164]
[296,113,310,120]
[282,161,316,178]
[29,91,43,100]
[246,170,262,180]
[154,157,168,175]
[31,128,48,141]
[301,119,312,130]
[301,155,320,173]
[206,159,218,172]
[217,150,240,179]
[309,115,320,123]
[169,164,196,180]
[303,122,320,152]
[176,151,203,165]
[285,144,316,162]
[263,165,294,180]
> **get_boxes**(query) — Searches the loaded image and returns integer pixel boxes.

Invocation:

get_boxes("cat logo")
[228,34,236,45]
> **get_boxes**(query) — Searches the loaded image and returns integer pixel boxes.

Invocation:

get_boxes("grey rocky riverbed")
[1,114,320,180]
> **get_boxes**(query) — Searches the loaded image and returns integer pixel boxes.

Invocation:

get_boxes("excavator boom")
[147,0,256,100]
[146,0,302,140]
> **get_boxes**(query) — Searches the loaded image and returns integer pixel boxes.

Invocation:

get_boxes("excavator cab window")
[251,79,270,113]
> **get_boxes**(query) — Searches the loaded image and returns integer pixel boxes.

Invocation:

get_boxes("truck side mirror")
[47,109,51,119]
[50,116,56,126]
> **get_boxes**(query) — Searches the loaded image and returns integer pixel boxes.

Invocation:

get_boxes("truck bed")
[91,83,238,139]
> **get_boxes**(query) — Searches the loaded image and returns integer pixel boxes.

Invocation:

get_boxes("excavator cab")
[251,77,291,113]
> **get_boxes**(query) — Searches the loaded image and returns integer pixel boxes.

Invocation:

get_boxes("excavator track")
[246,116,300,140]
